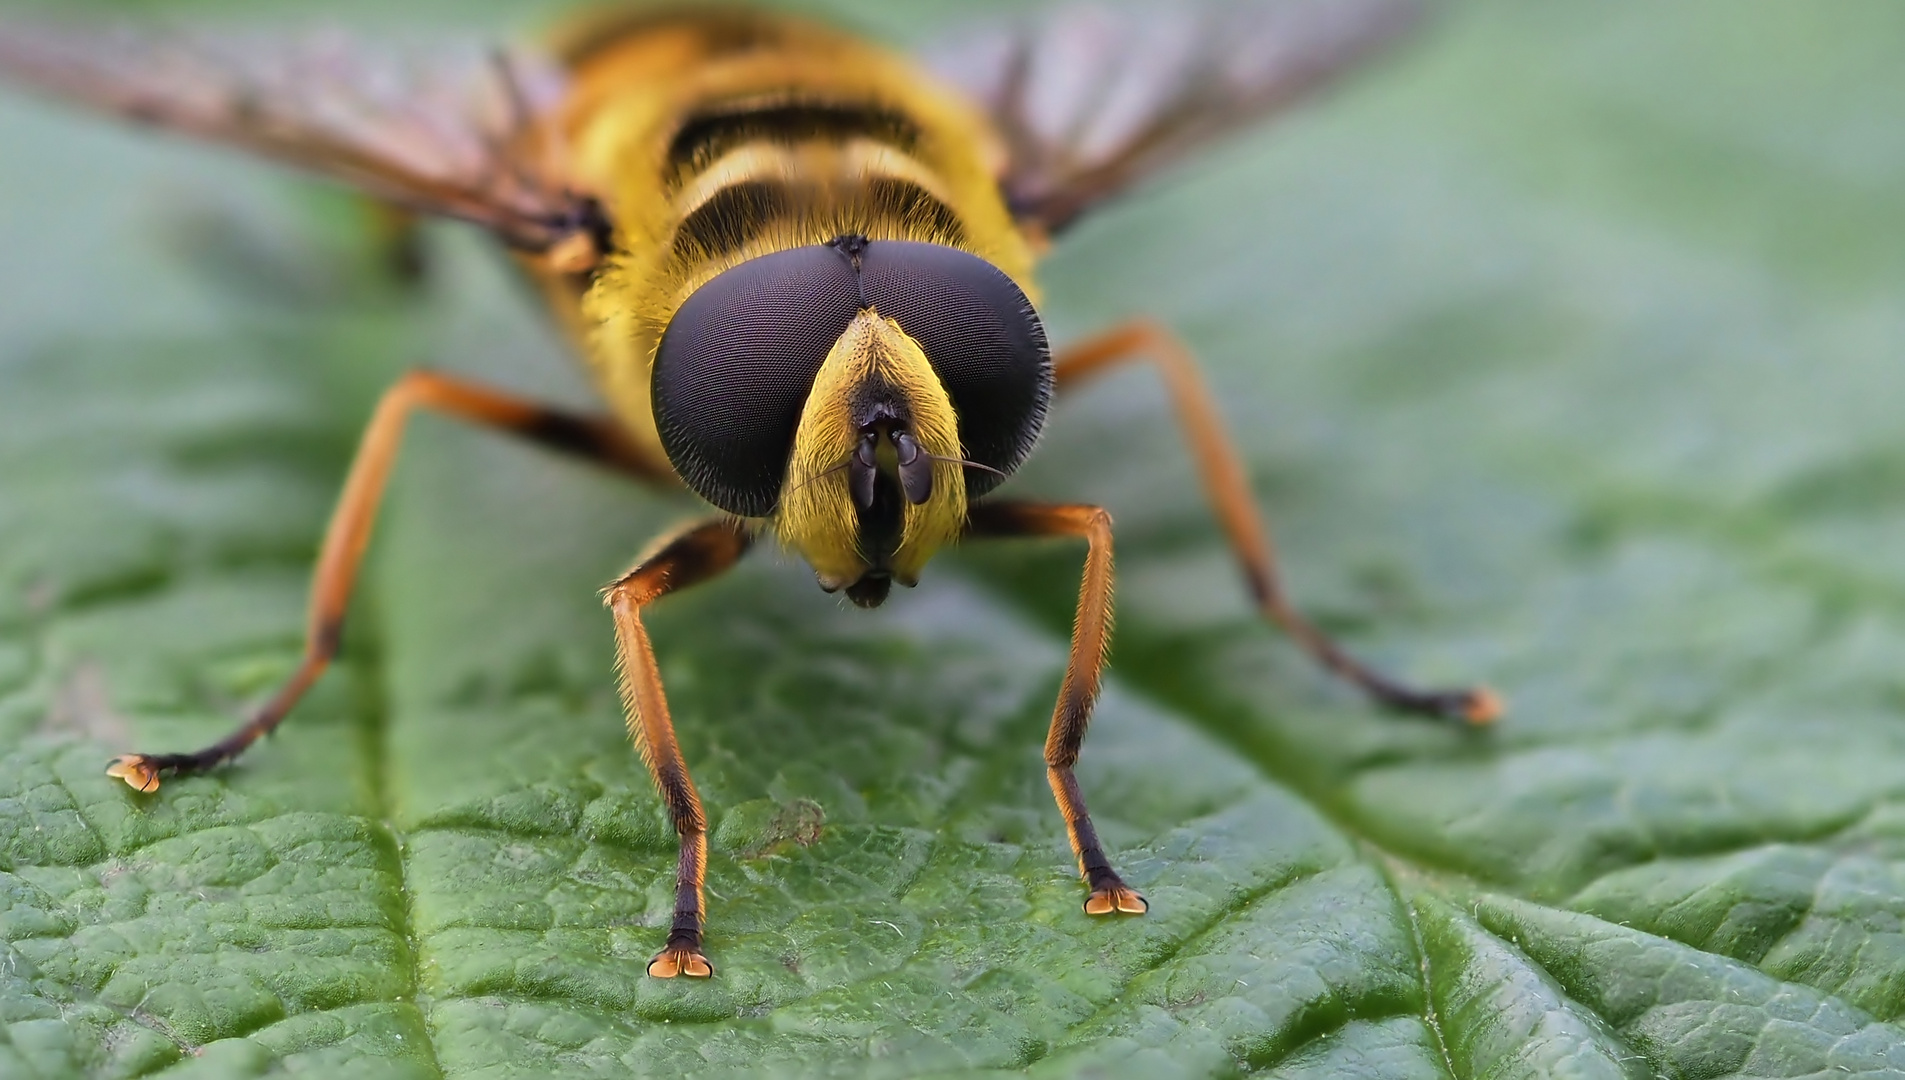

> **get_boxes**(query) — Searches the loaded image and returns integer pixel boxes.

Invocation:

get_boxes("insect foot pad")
[105,754,162,793]
[1085,885,1149,916]
[1464,687,1506,726]
[647,939,715,979]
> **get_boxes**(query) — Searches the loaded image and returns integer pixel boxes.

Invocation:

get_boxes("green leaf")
[6,1,1905,1076]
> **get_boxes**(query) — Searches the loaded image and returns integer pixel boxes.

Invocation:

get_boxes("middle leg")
[1053,319,1500,724]
[107,368,677,794]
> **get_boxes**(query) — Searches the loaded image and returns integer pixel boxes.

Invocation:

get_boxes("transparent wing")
[0,21,597,254]
[923,0,1424,236]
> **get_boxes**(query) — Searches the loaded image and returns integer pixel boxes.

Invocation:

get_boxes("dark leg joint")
[1243,568,1274,610]
[1084,862,1127,895]
[312,617,346,661]
[610,520,752,606]
[514,411,663,479]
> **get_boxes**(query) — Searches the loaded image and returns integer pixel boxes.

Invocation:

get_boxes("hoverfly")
[0,1,1499,979]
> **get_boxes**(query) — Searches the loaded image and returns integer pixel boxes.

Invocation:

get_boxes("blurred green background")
[4,1,1905,1077]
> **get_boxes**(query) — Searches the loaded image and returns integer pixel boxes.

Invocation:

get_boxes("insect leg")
[602,518,753,979]
[1052,319,1501,725]
[966,501,1146,918]
[367,201,428,283]
[106,369,676,794]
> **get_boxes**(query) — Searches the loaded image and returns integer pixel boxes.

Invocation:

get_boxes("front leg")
[602,517,753,977]
[967,501,1146,917]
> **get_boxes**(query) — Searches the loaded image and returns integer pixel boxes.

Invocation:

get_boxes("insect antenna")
[926,453,1007,481]
[782,454,855,500]
[484,49,542,199]
[489,49,534,138]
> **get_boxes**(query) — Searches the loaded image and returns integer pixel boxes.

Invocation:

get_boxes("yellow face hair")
[777,309,966,592]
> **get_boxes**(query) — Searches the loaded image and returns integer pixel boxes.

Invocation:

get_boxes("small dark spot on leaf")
[718,797,826,859]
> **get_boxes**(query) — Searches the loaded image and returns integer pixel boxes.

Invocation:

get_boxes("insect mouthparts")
[844,570,892,609]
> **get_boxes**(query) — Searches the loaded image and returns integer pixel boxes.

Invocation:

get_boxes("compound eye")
[858,241,1051,496]
[652,245,862,516]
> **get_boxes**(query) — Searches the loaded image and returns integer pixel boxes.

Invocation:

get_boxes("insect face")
[651,234,1051,604]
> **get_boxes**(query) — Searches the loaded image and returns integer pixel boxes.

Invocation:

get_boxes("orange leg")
[602,518,754,978]
[107,369,674,794]
[967,501,1146,917]
[1053,320,1501,724]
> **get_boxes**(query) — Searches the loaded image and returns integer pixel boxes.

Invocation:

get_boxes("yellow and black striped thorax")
[553,10,1050,576]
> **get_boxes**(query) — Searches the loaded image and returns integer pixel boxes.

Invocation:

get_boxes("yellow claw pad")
[1085,885,1148,916]
[647,945,714,979]
[1464,687,1506,726]
[106,755,162,793]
